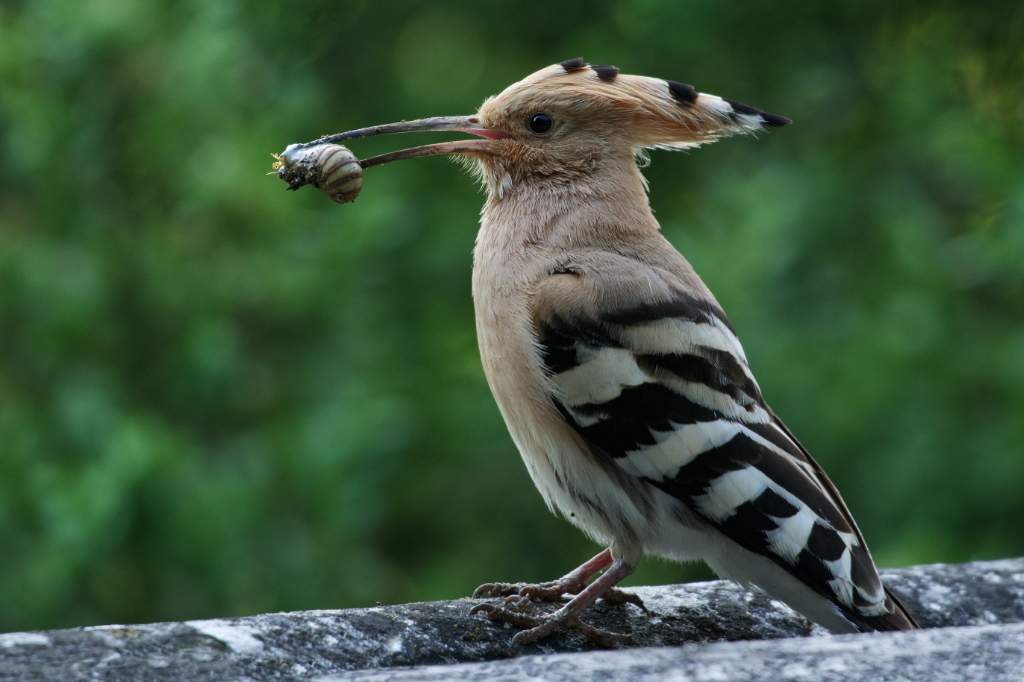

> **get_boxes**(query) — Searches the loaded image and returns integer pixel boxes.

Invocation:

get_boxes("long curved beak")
[283,115,510,170]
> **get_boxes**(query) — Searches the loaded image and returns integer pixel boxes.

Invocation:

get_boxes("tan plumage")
[307,59,918,644]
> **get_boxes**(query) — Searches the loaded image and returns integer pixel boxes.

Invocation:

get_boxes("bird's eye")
[528,113,553,134]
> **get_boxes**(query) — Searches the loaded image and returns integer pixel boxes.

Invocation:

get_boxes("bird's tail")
[847,586,920,631]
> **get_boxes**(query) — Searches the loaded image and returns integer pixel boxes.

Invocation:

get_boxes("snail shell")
[273,143,364,204]
[314,145,363,204]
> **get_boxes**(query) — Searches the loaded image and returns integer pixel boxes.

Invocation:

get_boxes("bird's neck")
[478,156,658,256]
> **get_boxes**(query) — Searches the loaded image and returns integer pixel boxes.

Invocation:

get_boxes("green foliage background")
[0,0,1022,632]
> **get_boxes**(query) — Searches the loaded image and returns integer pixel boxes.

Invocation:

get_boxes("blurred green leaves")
[0,0,1022,632]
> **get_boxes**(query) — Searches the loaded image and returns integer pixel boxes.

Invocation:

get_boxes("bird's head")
[317,59,790,198]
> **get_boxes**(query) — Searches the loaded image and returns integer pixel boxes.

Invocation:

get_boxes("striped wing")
[532,264,915,631]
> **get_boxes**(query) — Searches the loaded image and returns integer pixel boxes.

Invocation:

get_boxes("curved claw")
[511,620,560,646]
[600,587,649,614]
[469,603,495,616]
[472,583,496,599]
[573,618,635,648]
[472,582,525,598]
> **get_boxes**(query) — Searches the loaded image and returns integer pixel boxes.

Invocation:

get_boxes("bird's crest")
[479,58,791,154]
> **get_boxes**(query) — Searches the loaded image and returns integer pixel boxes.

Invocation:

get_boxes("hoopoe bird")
[296,58,919,644]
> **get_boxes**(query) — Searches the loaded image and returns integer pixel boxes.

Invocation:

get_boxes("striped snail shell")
[273,143,364,204]
[313,145,363,204]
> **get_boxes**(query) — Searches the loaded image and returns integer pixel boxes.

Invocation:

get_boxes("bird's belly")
[472,289,687,562]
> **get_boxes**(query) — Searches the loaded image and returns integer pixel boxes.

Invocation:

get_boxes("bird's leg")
[470,555,642,647]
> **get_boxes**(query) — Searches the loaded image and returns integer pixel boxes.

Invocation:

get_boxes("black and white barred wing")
[532,261,916,632]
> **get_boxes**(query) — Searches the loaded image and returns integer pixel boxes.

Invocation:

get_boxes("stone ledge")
[322,622,1024,682]
[0,558,1021,681]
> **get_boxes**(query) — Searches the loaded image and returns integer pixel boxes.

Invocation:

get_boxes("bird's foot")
[472,579,646,612]
[472,547,646,611]
[469,596,633,648]
[472,577,580,600]
[469,554,644,647]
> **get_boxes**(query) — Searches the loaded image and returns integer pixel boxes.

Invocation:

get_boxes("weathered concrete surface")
[321,622,1024,682]
[0,558,1021,681]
